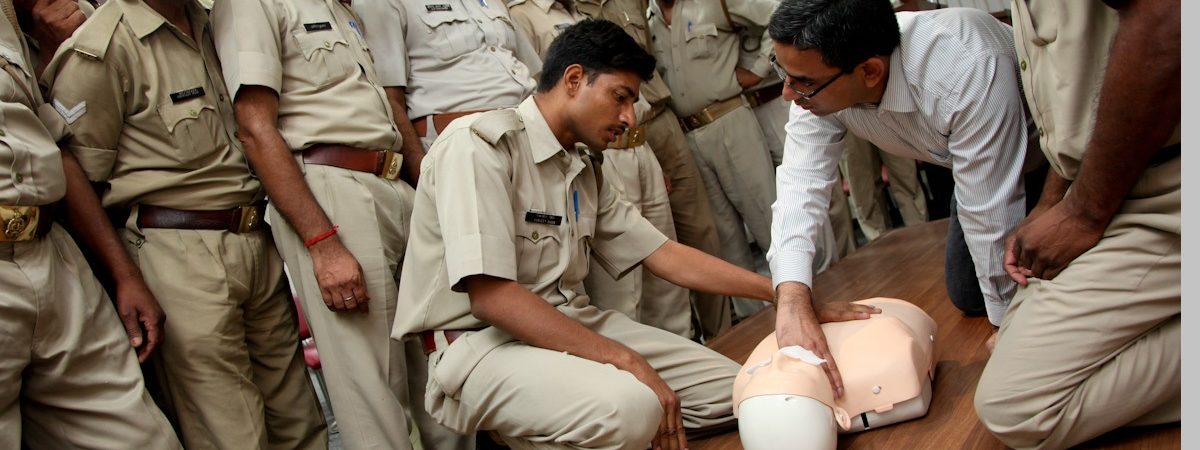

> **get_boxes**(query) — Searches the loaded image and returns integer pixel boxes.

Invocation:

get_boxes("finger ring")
[343,295,354,301]
[666,428,677,434]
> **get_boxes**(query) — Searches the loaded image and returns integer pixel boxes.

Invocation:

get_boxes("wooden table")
[690,220,1180,449]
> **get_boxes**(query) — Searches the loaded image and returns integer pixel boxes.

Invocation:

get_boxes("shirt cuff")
[233,52,283,94]
[66,144,116,182]
[769,250,814,291]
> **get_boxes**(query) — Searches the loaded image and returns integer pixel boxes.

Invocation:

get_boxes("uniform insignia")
[169,87,205,103]
[525,211,562,226]
[304,22,333,32]
[52,99,86,124]
[425,4,452,11]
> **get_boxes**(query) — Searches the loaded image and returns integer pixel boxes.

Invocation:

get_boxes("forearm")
[643,240,773,301]
[1064,0,1179,227]
[1032,169,1070,212]
[59,151,144,285]
[466,276,639,367]
[384,87,425,186]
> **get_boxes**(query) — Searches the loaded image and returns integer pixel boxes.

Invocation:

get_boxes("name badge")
[169,87,205,103]
[525,211,562,226]
[425,4,452,11]
[304,22,333,32]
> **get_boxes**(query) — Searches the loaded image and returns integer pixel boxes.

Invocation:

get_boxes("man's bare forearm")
[466,275,640,367]
[1064,0,1179,227]
[384,87,425,186]
[233,86,335,242]
[59,151,144,285]
[643,240,774,301]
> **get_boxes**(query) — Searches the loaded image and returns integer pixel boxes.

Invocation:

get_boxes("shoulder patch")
[69,3,123,60]
[469,109,525,145]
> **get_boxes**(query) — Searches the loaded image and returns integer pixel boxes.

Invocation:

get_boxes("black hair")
[537,19,657,93]
[767,0,900,72]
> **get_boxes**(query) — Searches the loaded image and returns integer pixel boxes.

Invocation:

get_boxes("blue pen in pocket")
[572,190,580,222]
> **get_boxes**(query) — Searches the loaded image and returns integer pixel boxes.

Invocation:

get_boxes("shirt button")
[0,130,6,136]
[1020,60,1027,71]
[14,174,22,183]
[324,41,332,49]
[531,231,540,240]
[489,46,496,52]
[190,109,199,117]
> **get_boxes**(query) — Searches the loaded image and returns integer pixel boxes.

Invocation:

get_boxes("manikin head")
[733,298,937,450]
[534,19,656,150]
[766,0,898,116]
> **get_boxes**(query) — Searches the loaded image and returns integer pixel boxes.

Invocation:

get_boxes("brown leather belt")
[137,204,267,233]
[743,86,784,109]
[411,110,488,136]
[641,99,671,125]
[419,329,480,355]
[302,144,403,180]
[608,125,647,149]
[679,95,744,132]
[1,203,57,242]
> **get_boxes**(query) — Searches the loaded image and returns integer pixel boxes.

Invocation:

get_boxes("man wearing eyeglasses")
[765,0,1045,395]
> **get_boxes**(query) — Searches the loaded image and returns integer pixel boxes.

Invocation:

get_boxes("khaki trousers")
[586,146,693,338]
[975,157,1180,450]
[0,225,181,449]
[125,227,327,450]
[270,165,470,450]
[644,108,730,340]
[426,303,738,450]
[839,133,927,241]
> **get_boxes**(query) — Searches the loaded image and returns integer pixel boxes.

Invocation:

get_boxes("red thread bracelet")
[305,225,339,248]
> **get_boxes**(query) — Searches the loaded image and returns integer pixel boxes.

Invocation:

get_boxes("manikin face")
[567,69,640,150]
[771,42,861,117]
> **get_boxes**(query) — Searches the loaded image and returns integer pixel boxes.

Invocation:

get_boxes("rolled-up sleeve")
[590,164,668,279]
[429,128,520,291]
[44,51,126,182]
[211,0,284,95]
[767,104,846,290]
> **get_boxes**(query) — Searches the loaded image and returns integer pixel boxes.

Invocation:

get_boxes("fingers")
[118,305,144,350]
[140,310,163,363]
[1004,236,1029,285]
[823,353,844,398]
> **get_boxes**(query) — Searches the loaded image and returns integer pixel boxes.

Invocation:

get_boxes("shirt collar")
[532,0,558,13]
[117,0,207,41]
[518,97,568,164]
[877,47,917,113]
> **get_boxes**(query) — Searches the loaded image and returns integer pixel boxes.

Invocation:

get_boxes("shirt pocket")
[479,5,518,48]
[157,97,220,168]
[685,23,719,59]
[419,3,477,61]
[514,220,561,285]
[1019,0,1057,46]
[291,29,355,87]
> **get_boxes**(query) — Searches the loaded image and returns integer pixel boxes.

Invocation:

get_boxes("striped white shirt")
[768,8,1040,325]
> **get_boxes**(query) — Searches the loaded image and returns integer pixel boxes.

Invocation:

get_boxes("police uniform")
[505,0,694,337]
[976,2,1180,448]
[840,132,927,241]
[353,0,541,150]
[211,1,434,449]
[397,97,738,448]
[649,0,837,319]
[544,0,731,339]
[0,5,180,448]
[42,1,328,448]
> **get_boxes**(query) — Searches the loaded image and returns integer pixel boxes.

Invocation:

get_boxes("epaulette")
[469,108,525,145]
[69,4,122,60]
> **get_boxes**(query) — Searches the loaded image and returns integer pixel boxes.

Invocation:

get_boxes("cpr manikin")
[732,298,937,449]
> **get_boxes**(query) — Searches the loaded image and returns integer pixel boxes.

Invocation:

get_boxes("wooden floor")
[690,220,1180,449]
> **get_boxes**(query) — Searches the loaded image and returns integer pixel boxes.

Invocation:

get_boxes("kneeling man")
[395,19,872,450]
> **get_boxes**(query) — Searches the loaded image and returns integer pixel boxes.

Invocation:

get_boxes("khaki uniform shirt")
[1,14,67,206]
[647,0,776,117]
[506,0,581,56]
[44,0,259,211]
[211,0,401,153]
[353,0,541,119]
[394,96,668,335]
[568,0,673,105]
[1011,0,1179,180]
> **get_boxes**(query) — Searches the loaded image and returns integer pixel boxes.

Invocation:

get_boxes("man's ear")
[563,64,585,97]
[859,56,887,89]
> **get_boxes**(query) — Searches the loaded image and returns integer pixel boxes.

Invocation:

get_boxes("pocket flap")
[157,100,215,132]
[292,30,348,61]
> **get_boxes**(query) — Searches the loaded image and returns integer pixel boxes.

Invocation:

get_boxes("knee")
[974,370,1046,449]
[580,381,662,450]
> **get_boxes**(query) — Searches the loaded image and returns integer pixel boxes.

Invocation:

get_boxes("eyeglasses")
[770,53,846,100]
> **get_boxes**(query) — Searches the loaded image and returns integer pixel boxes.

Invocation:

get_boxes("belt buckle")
[236,205,261,233]
[381,151,403,180]
[743,92,760,109]
[2,206,37,241]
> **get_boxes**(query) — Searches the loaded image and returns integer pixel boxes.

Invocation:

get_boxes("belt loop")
[424,115,438,140]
